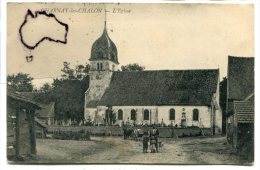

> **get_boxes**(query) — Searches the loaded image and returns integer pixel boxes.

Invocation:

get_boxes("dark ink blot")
[26,55,33,62]
[19,9,69,50]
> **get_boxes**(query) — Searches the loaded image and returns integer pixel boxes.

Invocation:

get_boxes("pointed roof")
[89,21,119,64]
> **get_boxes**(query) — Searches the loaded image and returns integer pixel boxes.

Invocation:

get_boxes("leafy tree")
[106,106,117,125]
[220,77,227,134]
[121,63,145,71]
[51,62,90,123]
[7,73,34,92]
[52,79,88,122]
[38,83,52,93]
[61,61,76,80]
[60,62,90,80]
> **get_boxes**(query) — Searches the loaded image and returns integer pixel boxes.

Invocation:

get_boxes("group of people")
[122,124,160,153]
[142,125,159,153]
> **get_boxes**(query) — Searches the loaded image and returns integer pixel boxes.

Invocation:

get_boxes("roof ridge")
[114,69,219,73]
[228,55,254,59]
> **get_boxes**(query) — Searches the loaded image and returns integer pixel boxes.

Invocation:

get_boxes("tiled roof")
[20,92,55,118]
[98,69,219,106]
[7,91,41,109]
[228,56,254,100]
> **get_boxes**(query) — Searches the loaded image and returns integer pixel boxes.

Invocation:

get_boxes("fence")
[47,126,212,138]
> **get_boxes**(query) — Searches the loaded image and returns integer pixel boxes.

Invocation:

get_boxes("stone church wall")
[157,106,212,128]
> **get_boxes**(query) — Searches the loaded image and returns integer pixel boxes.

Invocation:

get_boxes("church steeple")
[89,9,119,64]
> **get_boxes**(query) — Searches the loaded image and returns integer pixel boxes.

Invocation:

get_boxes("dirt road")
[31,136,250,164]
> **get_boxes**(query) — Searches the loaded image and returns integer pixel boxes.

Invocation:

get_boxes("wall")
[90,60,119,72]
[85,108,97,121]
[92,105,213,128]
[47,126,212,138]
[7,103,32,159]
[158,106,211,128]
[215,108,222,134]
[112,106,159,125]
[7,105,16,158]
[85,70,113,104]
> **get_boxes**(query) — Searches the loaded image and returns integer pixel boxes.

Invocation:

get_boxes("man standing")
[142,130,149,153]
[150,124,159,152]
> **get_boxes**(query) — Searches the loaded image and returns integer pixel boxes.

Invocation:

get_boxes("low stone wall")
[47,126,212,138]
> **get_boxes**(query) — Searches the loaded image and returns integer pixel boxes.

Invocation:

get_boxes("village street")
[28,136,250,164]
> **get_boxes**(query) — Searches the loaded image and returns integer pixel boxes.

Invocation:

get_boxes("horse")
[123,126,133,140]
[132,128,144,141]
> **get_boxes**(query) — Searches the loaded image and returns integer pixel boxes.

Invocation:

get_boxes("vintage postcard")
[6,2,254,164]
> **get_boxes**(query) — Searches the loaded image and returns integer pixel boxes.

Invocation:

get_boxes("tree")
[50,62,90,123]
[52,79,87,122]
[39,83,52,93]
[61,61,76,80]
[106,106,117,125]
[7,73,34,92]
[121,63,145,71]
[219,77,227,134]
[61,62,90,80]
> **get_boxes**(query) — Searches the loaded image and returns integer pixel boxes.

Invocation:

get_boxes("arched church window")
[100,63,103,70]
[97,63,100,70]
[118,109,123,120]
[131,109,136,120]
[143,109,149,120]
[193,109,199,121]
[169,109,175,120]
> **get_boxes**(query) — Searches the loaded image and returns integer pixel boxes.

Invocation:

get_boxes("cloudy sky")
[7,3,254,88]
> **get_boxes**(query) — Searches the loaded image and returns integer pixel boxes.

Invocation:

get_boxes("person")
[126,117,130,126]
[150,124,159,152]
[123,124,127,140]
[142,130,149,153]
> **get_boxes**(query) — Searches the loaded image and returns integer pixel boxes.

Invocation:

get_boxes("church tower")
[84,19,119,118]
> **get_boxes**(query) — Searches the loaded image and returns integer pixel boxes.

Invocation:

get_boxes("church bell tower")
[84,18,119,117]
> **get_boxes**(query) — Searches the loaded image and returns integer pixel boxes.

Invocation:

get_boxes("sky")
[7,3,254,88]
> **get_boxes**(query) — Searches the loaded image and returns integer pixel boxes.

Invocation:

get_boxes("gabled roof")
[20,92,55,118]
[35,102,55,118]
[228,56,254,100]
[7,91,42,109]
[98,69,219,106]
[35,117,47,128]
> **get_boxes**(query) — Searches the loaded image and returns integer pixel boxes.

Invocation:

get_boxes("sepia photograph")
[5,2,254,165]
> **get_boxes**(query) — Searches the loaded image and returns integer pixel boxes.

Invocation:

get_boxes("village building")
[21,92,55,125]
[84,22,222,134]
[7,90,41,160]
[226,56,254,160]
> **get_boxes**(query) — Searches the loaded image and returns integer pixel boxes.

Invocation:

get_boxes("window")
[97,63,103,70]
[143,109,149,120]
[169,109,175,120]
[131,109,136,120]
[193,109,199,121]
[118,109,123,120]
[112,64,115,71]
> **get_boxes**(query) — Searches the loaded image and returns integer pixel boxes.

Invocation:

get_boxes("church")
[84,21,222,134]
